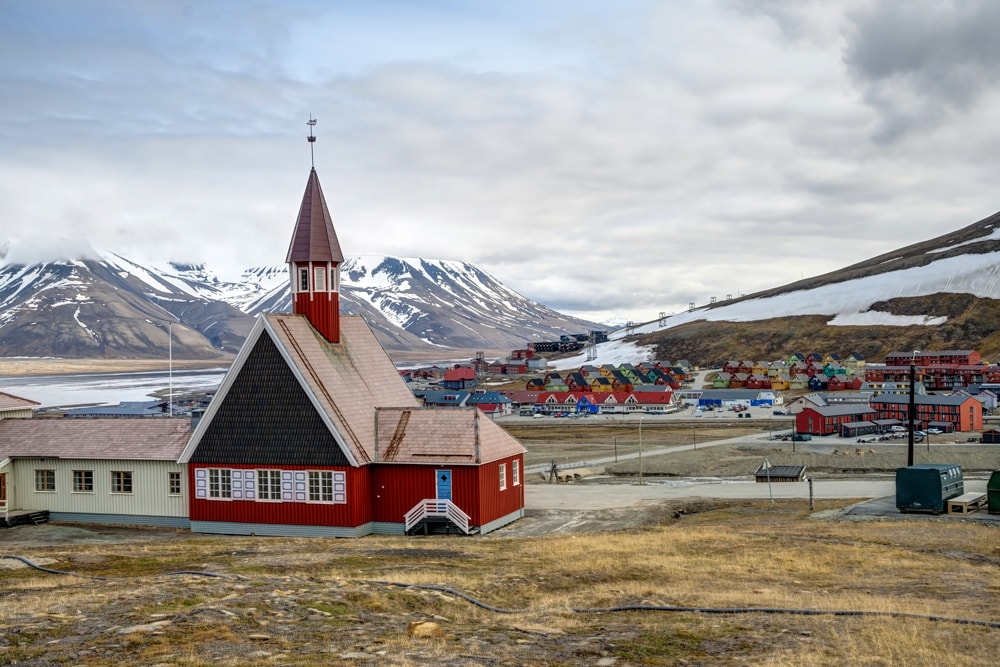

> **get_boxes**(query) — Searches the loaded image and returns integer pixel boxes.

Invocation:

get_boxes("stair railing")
[404,499,471,535]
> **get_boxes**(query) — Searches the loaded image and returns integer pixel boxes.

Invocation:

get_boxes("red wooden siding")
[477,455,525,525]
[188,464,371,528]
[293,291,340,344]
[373,465,479,524]
[372,456,524,528]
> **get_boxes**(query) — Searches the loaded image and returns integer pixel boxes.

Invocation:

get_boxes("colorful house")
[769,374,791,391]
[796,405,877,436]
[589,375,613,392]
[442,366,478,390]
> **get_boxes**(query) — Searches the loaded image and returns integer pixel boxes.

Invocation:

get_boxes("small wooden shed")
[980,429,1000,444]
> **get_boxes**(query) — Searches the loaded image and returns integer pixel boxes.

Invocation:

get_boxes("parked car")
[772,410,786,416]
[927,428,943,435]
[791,433,812,441]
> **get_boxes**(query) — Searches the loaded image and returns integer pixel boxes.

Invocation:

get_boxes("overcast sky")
[3,1,1000,324]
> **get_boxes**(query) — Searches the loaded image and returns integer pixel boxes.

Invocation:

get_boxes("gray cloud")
[2,1,1000,324]
[844,0,1000,142]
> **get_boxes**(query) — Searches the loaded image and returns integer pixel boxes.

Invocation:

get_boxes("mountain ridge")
[0,252,599,360]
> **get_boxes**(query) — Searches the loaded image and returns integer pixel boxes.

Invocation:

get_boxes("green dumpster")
[895,464,964,514]
[989,470,1000,515]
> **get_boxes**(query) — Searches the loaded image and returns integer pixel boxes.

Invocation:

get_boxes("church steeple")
[286,119,344,343]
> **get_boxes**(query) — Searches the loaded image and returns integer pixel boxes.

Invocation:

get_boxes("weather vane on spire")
[307,115,317,168]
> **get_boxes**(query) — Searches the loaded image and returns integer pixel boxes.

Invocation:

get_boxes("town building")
[0,419,192,527]
[796,405,877,436]
[868,394,983,433]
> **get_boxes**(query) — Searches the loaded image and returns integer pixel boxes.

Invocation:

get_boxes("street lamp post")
[764,458,774,503]
[638,415,645,486]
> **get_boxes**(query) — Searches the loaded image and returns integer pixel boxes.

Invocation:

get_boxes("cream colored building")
[1,418,191,527]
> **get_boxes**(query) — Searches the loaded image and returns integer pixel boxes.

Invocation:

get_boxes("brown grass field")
[1,499,998,665]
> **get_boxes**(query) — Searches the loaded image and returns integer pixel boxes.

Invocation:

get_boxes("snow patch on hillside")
[626,251,1000,338]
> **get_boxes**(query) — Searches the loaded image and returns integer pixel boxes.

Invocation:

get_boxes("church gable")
[189,332,351,467]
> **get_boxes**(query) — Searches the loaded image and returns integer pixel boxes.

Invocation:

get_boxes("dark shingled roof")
[285,167,344,264]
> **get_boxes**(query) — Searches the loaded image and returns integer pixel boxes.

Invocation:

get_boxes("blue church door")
[436,470,452,501]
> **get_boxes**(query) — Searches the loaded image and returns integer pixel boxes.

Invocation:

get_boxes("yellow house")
[589,376,614,393]
[769,374,790,390]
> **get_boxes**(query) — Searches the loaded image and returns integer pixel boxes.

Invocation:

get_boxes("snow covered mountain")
[557,208,1000,369]
[0,251,597,360]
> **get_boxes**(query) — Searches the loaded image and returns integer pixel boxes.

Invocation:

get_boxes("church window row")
[195,468,347,504]
[295,266,340,293]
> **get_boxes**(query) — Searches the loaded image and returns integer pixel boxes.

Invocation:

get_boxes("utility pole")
[638,416,645,485]
[168,322,173,418]
[908,351,918,467]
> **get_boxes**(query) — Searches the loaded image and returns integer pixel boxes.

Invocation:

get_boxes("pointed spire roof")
[286,167,344,264]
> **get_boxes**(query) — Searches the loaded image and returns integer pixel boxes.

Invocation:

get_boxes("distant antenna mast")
[307,115,317,167]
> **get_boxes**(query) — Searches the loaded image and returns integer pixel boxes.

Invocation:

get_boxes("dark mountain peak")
[0,251,597,360]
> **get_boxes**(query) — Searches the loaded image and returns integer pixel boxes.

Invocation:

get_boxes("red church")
[179,157,526,537]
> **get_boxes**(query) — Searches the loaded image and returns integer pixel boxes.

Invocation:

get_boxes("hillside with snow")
[557,209,1000,369]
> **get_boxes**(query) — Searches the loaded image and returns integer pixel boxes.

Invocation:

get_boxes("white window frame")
[314,266,326,291]
[208,468,232,500]
[34,469,55,492]
[309,471,334,503]
[257,469,283,501]
[73,469,94,493]
[298,267,309,292]
[499,463,507,490]
[110,470,133,495]
[512,460,520,486]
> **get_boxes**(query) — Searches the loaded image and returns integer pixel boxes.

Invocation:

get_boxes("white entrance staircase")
[404,499,473,535]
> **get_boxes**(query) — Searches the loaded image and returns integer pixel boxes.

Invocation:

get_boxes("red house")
[442,366,477,390]
[180,161,525,537]
[797,405,877,436]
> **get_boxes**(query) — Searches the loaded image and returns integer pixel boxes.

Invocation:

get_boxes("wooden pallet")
[0,510,49,528]
[946,493,987,515]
